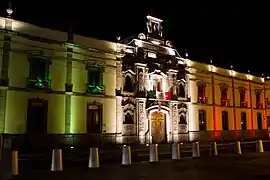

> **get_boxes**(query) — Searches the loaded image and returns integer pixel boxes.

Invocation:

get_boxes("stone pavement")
[13,152,270,180]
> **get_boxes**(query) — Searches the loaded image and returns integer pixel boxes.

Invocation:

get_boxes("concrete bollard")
[149,144,158,163]
[256,140,264,153]
[172,143,180,160]
[122,145,131,165]
[12,151,18,176]
[51,149,63,171]
[236,141,242,155]
[210,142,218,156]
[88,147,99,168]
[192,142,200,158]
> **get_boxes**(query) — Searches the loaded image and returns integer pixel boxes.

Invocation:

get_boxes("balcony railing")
[221,97,230,106]
[256,102,264,109]
[27,78,51,89]
[86,84,105,94]
[198,96,208,104]
[240,101,248,108]
[147,90,156,99]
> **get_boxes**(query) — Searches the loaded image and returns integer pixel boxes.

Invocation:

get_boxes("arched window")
[123,112,134,124]
[179,83,185,97]
[198,110,206,131]
[123,75,133,92]
[222,111,229,130]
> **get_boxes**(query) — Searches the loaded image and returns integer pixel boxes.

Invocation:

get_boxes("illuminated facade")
[0,14,269,148]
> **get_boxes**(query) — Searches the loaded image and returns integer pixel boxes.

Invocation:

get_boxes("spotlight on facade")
[6,2,13,17]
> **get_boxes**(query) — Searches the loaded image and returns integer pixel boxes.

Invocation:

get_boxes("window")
[198,110,206,131]
[179,83,185,98]
[239,87,247,107]
[87,66,104,94]
[123,75,133,92]
[220,83,229,106]
[255,90,262,108]
[28,53,51,89]
[197,81,206,103]
[123,112,134,124]
[257,113,263,130]
[240,112,247,130]
[222,111,229,130]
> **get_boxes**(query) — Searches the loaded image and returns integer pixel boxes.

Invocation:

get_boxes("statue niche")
[123,103,135,135]
[178,104,188,133]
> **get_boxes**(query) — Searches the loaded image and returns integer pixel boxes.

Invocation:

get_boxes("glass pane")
[30,60,46,79]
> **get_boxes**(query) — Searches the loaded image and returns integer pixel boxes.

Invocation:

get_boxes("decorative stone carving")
[178,104,188,133]
[171,102,178,134]
[138,100,146,135]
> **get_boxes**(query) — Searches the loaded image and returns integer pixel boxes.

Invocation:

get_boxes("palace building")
[0,11,269,148]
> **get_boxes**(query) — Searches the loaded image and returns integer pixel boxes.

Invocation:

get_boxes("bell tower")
[146,15,163,40]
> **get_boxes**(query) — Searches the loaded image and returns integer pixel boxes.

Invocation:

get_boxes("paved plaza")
[12,151,270,180]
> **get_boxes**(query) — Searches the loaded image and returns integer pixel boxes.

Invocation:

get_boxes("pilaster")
[116,96,123,134]
[170,101,178,142]
[64,28,73,134]
[0,18,12,86]
[0,89,7,133]
[136,98,147,136]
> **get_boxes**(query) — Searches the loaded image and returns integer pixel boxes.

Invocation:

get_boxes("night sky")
[0,2,269,76]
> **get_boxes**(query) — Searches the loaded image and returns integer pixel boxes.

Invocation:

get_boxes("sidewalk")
[12,152,270,180]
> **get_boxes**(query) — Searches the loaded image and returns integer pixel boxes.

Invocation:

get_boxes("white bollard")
[12,151,18,176]
[149,144,158,163]
[256,140,264,153]
[88,147,99,168]
[210,142,218,156]
[122,145,131,165]
[172,143,180,160]
[192,142,200,158]
[51,149,63,171]
[236,141,242,155]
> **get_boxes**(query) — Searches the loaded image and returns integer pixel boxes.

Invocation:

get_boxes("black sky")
[0,2,269,76]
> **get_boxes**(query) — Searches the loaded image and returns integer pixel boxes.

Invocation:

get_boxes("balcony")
[147,90,156,99]
[87,85,105,95]
[198,96,208,104]
[221,97,230,106]
[256,102,264,109]
[240,101,248,108]
[27,78,51,89]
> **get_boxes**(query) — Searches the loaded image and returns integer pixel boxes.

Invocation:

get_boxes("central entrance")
[151,111,166,143]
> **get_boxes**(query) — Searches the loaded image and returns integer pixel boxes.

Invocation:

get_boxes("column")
[116,96,123,134]
[248,79,254,130]
[137,98,146,143]
[0,90,7,133]
[116,59,122,92]
[170,101,178,143]
[0,19,12,133]
[64,27,73,134]
[134,63,146,97]
[1,18,12,86]
[211,72,216,131]
[232,77,237,130]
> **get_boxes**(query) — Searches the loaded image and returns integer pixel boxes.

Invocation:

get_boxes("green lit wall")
[1,19,117,135]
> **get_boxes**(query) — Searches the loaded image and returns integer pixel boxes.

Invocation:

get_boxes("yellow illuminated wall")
[187,59,268,132]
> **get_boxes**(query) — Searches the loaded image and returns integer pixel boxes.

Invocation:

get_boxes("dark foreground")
[13,152,270,180]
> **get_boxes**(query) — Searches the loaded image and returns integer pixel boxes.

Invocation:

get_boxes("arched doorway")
[151,111,166,143]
